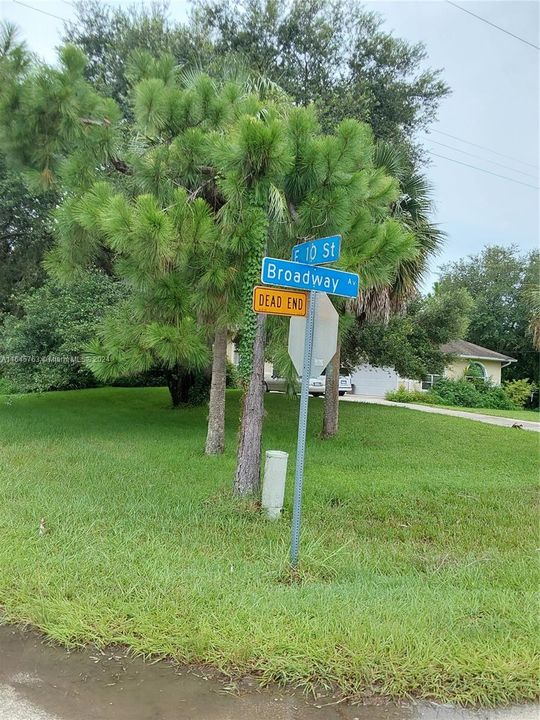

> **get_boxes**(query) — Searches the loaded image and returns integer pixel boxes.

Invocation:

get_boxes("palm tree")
[523,286,540,351]
[322,143,445,437]
[354,142,444,322]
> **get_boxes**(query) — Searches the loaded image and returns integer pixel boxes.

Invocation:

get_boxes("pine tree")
[272,109,418,443]
[0,43,418,493]
[0,42,291,458]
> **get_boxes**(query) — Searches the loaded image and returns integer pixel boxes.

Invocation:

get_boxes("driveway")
[342,395,540,432]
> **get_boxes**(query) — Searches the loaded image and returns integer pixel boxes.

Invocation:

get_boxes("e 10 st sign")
[291,235,341,265]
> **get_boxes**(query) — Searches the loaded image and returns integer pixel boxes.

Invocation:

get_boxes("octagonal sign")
[288,292,338,377]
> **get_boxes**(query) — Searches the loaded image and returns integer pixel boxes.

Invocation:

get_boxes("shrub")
[431,377,514,410]
[0,375,11,394]
[503,379,537,408]
[226,360,239,388]
[387,377,518,411]
[479,385,516,410]
[385,387,439,404]
[184,372,211,406]
[109,363,239,398]
[431,377,483,407]
[0,272,125,393]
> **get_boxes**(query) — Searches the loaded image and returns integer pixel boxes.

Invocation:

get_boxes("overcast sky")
[1,0,538,287]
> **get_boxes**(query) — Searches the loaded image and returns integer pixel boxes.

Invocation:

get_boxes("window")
[465,362,487,381]
[421,374,441,391]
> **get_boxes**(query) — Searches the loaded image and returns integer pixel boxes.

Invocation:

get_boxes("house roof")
[440,340,516,363]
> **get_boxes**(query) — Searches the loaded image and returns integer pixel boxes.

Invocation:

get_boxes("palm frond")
[523,286,540,350]
[268,183,288,223]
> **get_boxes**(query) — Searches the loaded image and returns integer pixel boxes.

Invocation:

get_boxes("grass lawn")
[0,387,538,706]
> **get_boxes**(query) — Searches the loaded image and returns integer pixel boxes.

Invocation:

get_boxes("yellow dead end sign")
[252,286,307,317]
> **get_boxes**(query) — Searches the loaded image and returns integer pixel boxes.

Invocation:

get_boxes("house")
[350,340,516,398]
[437,340,516,384]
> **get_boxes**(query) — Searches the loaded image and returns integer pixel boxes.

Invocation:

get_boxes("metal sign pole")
[290,290,316,569]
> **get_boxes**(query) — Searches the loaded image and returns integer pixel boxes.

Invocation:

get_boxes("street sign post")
[261,257,359,298]
[259,238,359,570]
[252,286,307,317]
[292,235,341,265]
[288,293,339,377]
[290,290,316,570]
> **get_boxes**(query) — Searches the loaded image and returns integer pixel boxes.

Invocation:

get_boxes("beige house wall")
[226,340,238,364]
[397,358,505,391]
[399,378,423,391]
[444,358,503,385]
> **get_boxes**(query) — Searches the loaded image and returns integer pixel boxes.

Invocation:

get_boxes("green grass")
[0,387,538,706]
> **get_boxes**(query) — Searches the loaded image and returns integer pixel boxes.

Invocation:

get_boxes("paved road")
[342,395,540,432]
[1,627,538,720]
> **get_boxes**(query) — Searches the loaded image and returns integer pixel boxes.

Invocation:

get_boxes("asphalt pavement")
[0,626,538,720]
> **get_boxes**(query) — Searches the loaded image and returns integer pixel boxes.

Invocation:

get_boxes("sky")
[1,0,539,287]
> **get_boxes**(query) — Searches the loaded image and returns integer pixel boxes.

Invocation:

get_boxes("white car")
[264,372,289,393]
[308,370,352,397]
[339,373,353,395]
[264,369,352,396]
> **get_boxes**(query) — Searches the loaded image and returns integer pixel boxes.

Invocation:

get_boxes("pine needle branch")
[79,116,111,127]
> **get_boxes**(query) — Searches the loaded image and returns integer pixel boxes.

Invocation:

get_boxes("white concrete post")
[261,450,288,519]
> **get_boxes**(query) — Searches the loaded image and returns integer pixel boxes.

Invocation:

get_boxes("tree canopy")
[0,35,422,489]
[342,286,473,380]
[63,0,450,150]
[0,24,57,313]
[63,1,207,115]
[0,156,56,313]
[193,0,450,143]
[437,245,540,382]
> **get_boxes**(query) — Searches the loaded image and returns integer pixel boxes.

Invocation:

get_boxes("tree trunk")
[205,325,228,455]
[167,367,196,407]
[167,367,183,408]
[322,340,341,438]
[233,313,266,496]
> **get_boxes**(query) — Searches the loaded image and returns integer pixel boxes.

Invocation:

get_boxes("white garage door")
[351,363,399,398]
